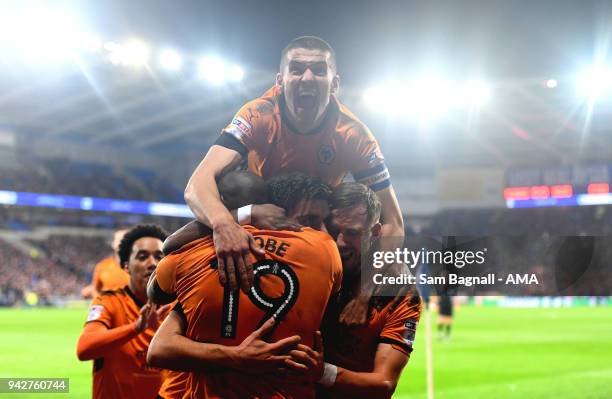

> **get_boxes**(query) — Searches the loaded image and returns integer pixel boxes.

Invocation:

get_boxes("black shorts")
[438,296,453,316]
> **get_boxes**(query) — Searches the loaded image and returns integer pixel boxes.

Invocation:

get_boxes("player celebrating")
[147,172,342,398]
[291,183,422,398]
[184,36,403,305]
[77,224,171,399]
[81,229,129,298]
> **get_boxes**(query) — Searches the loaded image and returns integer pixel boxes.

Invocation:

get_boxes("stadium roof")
[1,0,611,169]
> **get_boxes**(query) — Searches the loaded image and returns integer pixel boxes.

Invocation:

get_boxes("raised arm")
[376,185,404,238]
[184,145,263,291]
[77,303,160,360]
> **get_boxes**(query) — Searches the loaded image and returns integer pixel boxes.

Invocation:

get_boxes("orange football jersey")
[325,295,422,373]
[219,86,391,192]
[85,287,165,399]
[92,255,129,292]
[155,226,343,399]
[158,370,189,399]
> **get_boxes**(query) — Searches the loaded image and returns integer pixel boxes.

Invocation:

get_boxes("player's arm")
[325,343,408,399]
[162,220,212,255]
[184,144,242,229]
[147,311,300,373]
[185,145,265,291]
[77,303,158,360]
[376,185,404,237]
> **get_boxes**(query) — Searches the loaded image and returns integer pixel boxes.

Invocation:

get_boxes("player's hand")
[135,303,155,333]
[135,303,171,332]
[232,317,301,373]
[339,296,369,326]
[213,221,264,292]
[283,331,325,382]
[252,204,302,231]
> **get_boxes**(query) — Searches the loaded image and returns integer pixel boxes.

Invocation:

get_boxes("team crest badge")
[318,144,335,165]
[87,305,104,321]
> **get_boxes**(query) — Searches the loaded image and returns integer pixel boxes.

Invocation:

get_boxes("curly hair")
[117,224,168,267]
[267,173,331,212]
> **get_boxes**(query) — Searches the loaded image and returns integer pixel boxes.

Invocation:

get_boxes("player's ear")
[275,72,283,88]
[331,74,340,94]
[370,222,382,239]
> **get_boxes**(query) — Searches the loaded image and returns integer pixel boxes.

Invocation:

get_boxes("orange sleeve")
[345,126,391,192]
[155,255,178,295]
[379,296,422,356]
[77,294,138,361]
[85,294,115,329]
[77,320,138,361]
[221,91,276,153]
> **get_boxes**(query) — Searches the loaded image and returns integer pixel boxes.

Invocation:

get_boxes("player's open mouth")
[296,92,317,109]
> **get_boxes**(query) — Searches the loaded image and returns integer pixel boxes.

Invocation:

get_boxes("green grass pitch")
[0,305,610,398]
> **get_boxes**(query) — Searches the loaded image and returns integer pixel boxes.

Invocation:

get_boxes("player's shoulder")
[94,255,114,269]
[91,288,125,308]
[241,87,279,117]
[387,292,422,319]
[335,99,376,141]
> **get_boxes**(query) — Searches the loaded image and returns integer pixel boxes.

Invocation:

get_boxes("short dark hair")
[330,183,381,227]
[218,171,269,210]
[118,224,168,267]
[267,173,331,212]
[280,36,337,72]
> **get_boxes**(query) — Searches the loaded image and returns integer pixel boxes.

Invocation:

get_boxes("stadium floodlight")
[121,39,149,67]
[227,64,245,81]
[199,56,226,85]
[545,79,558,89]
[105,39,149,67]
[159,49,182,71]
[576,66,612,100]
[0,6,83,63]
[459,80,491,107]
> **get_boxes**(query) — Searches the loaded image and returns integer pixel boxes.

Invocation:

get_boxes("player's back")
[163,226,342,399]
[93,255,129,292]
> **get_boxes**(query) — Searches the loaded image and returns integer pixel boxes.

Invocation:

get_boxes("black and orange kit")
[216,85,391,192]
[155,226,343,399]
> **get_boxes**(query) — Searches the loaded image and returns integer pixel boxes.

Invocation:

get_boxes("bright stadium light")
[199,56,226,84]
[576,66,612,100]
[105,39,149,67]
[122,39,149,66]
[545,79,558,89]
[159,49,182,71]
[227,64,244,81]
[0,6,84,63]
[459,80,491,107]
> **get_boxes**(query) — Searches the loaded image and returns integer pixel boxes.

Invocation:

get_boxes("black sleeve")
[214,133,248,159]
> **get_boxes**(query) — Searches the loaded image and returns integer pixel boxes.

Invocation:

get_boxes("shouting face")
[277,47,339,133]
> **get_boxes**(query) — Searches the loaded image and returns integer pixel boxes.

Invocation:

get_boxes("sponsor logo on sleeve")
[87,305,104,321]
[402,319,419,345]
[225,116,251,140]
[366,149,383,165]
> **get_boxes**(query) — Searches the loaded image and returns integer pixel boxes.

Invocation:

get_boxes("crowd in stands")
[0,156,183,202]
[0,235,113,306]
[1,176,611,304]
